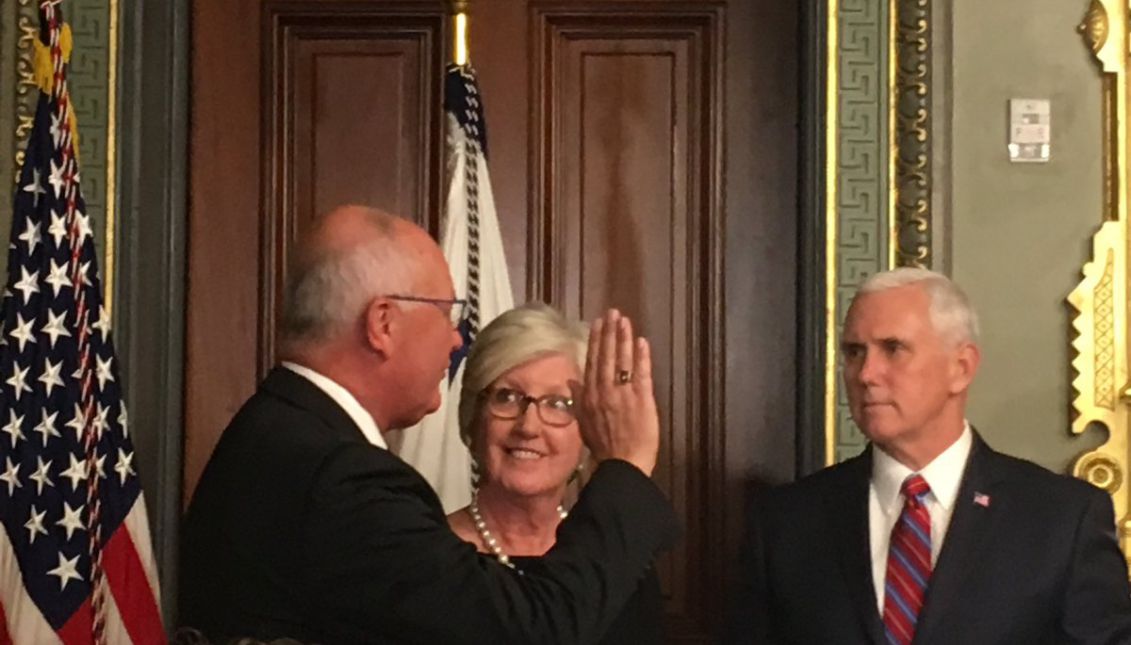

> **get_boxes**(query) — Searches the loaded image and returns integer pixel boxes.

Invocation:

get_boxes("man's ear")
[364,297,395,357]
[949,341,980,394]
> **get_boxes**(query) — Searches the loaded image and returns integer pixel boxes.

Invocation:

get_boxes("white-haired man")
[728,267,1131,644]
[179,205,678,643]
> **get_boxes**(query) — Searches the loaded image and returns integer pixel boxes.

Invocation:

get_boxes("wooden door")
[187,0,798,640]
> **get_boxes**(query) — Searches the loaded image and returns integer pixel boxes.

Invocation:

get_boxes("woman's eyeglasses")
[481,387,576,427]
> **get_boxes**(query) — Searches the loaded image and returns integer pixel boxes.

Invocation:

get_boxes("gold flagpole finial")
[450,0,470,65]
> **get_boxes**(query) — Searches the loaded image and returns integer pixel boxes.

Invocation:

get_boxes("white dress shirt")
[281,361,387,450]
[868,422,972,613]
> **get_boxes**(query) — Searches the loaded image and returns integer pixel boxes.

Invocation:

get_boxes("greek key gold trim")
[1071,0,1131,569]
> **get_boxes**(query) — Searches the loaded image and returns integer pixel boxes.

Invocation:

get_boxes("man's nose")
[450,328,463,351]
[856,350,883,385]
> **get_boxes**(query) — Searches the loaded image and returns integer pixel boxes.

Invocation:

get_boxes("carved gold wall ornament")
[1079,0,1108,55]
[891,0,931,269]
[1072,0,1131,569]
[14,0,38,175]
[1077,454,1123,494]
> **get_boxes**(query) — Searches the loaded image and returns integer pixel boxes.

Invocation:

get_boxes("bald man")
[179,206,678,644]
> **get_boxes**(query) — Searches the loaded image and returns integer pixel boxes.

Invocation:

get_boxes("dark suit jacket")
[727,434,1131,644]
[179,367,679,644]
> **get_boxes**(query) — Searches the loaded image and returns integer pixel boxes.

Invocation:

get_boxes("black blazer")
[179,367,679,644]
[727,434,1131,644]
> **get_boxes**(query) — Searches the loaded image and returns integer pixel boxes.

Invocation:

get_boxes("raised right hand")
[572,309,659,476]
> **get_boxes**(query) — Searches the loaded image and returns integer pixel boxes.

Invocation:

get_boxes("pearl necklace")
[469,490,568,571]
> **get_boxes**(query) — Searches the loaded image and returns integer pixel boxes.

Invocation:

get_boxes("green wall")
[947,0,1105,472]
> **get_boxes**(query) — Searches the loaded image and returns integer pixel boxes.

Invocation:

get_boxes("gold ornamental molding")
[823,0,840,465]
[15,0,38,167]
[1071,0,1131,567]
[106,0,119,318]
[890,0,931,269]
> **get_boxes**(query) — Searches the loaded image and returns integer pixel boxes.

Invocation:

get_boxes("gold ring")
[616,369,632,385]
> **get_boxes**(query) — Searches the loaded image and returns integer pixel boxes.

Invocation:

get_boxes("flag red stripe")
[103,527,164,645]
[56,599,91,645]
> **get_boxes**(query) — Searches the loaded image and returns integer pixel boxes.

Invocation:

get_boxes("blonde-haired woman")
[447,302,663,644]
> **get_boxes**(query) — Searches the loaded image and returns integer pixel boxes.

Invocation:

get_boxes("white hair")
[279,215,421,348]
[856,267,980,344]
[457,302,589,447]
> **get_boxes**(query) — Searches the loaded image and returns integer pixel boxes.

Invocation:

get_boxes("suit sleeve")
[303,445,679,645]
[724,494,776,645]
[1059,488,1131,645]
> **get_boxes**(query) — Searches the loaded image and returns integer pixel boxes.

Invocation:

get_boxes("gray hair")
[856,267,980,344]
[279,214,420,348]
[457,302,589,447]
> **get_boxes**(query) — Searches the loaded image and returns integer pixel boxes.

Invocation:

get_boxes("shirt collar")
[872,422,972,513]
[281,361,387,450]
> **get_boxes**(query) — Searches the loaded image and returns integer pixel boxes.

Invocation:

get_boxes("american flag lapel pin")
[973,492,991,507]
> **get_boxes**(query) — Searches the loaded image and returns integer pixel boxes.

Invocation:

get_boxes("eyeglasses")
[481,387,576,427]
[385,295,469,327]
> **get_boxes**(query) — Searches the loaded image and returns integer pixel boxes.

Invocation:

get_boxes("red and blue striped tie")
[883,474,932,645]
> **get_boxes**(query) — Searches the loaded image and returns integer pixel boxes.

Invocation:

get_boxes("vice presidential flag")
[0,3,164,642]
[395,64,515,512]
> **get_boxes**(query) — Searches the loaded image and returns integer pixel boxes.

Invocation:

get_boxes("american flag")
[0,2,164,643]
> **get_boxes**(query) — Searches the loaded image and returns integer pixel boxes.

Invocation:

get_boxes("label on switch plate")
[1009,98,1050,163]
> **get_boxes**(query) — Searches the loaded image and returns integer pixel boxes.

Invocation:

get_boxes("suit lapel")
[825,449,886,644]
[913,433,1005,643]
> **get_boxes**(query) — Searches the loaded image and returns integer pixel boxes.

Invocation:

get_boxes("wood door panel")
[263,5,445,373]
[185,0,264,507]
[296,41,424,222]
[186,0,446,505]
[531,5,724,637]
